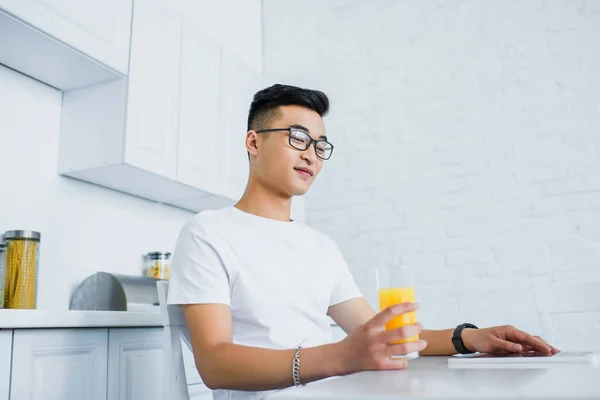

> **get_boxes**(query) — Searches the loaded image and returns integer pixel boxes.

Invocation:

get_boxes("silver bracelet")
[293,346,304,387]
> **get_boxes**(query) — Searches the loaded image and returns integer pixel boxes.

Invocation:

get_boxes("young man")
[168,84,558,400]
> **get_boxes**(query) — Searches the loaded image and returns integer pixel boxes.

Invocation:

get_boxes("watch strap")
[452,323,478,354]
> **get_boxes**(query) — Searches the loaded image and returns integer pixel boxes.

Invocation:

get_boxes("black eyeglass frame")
[254,128,334,160]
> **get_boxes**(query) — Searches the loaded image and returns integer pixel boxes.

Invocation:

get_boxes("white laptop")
[448,351,600,365]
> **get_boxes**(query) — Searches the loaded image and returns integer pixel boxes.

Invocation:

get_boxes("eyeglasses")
[255,128,334,160]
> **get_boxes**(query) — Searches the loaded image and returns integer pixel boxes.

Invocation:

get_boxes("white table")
[269,355,600,399]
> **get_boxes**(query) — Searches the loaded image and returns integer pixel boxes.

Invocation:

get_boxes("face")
[246,105,328,197]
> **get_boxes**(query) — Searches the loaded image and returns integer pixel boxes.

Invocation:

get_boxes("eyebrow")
[289,124,328,141]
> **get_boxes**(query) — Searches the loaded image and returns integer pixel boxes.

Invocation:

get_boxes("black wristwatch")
[452,323,478,354]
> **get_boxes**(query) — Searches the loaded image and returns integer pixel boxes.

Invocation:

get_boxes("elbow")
[199,369,217,391]
[196,356,228,391]
[198,367,224,391]
[194,343,231,390]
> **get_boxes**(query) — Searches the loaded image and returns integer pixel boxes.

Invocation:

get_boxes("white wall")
[0,66,194,310]
[264,0,600,347]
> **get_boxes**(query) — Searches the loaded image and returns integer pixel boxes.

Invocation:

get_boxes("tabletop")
[269,354,600,399]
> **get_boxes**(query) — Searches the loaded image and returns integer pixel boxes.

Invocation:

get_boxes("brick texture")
[264,0,600,348]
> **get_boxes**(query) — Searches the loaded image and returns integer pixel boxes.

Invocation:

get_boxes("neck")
[235,177,293,222]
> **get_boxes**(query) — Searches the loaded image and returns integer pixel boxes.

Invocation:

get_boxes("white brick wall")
[264,0,600,348]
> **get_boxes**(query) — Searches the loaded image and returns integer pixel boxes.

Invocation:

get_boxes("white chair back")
[533,281,600,350]
[157,281,191,400]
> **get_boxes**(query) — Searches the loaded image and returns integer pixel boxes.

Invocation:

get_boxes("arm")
[419,329,455,356]
[328,297,449,355]
[327,297,375,334]
[182,303,345,391]
[327,297,557,356]
[184,301,423,391]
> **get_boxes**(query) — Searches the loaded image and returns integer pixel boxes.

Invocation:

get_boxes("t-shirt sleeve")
[167,218,231,306]
[329,244,363,306]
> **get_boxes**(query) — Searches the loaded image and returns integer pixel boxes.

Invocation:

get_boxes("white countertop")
[0,310,338,329]
[0,309,163,328]
[269,355,600,399]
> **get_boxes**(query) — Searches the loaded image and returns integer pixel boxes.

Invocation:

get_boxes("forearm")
[419,329,456,356]
[199,342,346,391]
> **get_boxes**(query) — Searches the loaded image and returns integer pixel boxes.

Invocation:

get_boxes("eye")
[290,130,310,144]
[316,142,332,156]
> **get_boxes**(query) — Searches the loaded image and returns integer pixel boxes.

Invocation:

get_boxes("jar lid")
[3,230,41,241]
[147,252,171,259]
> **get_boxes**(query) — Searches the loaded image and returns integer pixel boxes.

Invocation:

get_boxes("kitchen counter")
[269,355,600,399]
[0,310,340,329]
[0,309,163,328]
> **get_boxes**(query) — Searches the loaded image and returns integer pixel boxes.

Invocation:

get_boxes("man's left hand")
[461,325,560,355]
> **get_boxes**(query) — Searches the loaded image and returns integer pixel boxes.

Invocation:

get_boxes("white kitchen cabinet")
[57,0,255,213]
[10,329,108,400]
[0,330,11,399]
[176,21,223,191]
[0,0,132,74]
[107,328,164,400]
[220,54,265,200]
[125,0,182,179]
[58,1,234,211]
[57,0,268,213]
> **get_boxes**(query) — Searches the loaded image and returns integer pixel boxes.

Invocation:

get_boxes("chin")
[291,184,310,196]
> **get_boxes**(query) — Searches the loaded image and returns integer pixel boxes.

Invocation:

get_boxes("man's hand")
[335,302,427,374]
[461,325,560,355]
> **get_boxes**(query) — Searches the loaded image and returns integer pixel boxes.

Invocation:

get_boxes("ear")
[246,130,260,156]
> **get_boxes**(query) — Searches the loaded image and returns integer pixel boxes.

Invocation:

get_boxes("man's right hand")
[335,302,426,374]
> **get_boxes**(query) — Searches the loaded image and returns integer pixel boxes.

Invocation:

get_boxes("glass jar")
[145,252,171,280]
[0,244,6,308]
[3,230,41,309]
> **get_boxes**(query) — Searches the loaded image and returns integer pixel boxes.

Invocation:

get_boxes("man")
[167,84,558,400]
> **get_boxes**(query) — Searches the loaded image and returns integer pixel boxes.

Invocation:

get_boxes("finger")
[369,302,419,328]
[522,337,550,353]
[491,337,524,353]
[378,357,408,370]
[381,323,423,343]
[505,329,552,354]
[521,345,534,353]
[386,340,427,357]
[534,335,560,354]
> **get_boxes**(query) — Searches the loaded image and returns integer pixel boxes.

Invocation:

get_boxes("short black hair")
[247,84,330,131]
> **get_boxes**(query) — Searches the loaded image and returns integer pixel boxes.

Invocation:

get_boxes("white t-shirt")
[167,206,363,400]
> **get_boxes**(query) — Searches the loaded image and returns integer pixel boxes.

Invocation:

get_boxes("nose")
[300,145,317,164]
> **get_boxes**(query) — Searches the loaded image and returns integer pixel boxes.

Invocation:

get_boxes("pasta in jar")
[3,230,40,309]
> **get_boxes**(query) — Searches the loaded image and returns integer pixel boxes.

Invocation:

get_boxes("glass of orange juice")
[376,260,419,360]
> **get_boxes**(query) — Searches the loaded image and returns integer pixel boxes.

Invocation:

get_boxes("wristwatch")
[452,323,478,354]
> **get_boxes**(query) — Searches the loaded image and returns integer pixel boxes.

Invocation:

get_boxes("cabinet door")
[0,330,11,399]
[176,21,222,192]
[0,0,132,73]
[125,0,181,179]
[107,328,164,400]
[10,329,108,400]
[220,54,265,200]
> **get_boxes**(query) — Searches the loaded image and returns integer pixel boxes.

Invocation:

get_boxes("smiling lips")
[294,167,313,178]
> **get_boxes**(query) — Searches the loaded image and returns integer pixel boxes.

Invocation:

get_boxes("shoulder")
[178,208,235,243]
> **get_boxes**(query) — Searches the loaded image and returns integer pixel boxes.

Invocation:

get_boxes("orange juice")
[378,287,418,344]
